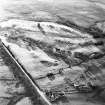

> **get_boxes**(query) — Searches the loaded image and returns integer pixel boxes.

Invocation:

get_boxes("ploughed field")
[0,19,105,105]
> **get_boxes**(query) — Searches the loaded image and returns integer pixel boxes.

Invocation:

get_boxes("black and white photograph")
[0,0,105,105]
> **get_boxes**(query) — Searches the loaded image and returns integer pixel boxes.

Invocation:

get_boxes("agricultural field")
[0,0,105,105]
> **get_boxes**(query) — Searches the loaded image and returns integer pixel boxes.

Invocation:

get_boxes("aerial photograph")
[0,0,105,105]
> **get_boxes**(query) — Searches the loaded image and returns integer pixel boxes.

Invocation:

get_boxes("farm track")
[0,40,52,105]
